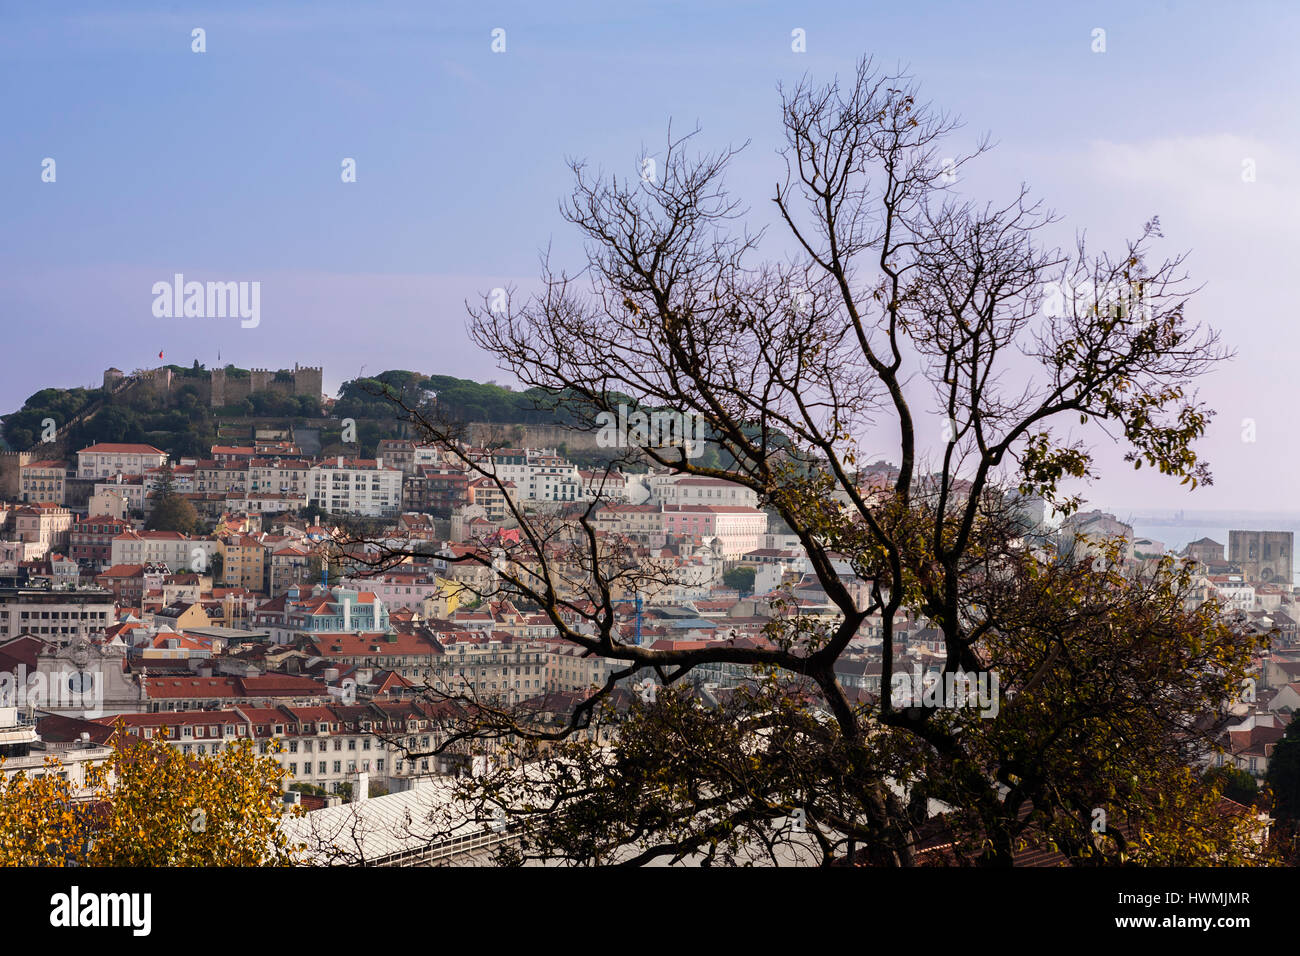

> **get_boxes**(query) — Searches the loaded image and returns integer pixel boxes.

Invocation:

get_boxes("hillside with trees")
[1,368,576,460]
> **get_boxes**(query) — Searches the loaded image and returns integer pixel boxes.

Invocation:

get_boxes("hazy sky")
[2,0,1295,512]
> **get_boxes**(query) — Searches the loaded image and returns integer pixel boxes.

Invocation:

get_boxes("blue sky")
[1,0,1296,510]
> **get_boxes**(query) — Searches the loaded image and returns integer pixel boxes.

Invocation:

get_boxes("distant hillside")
[334,371,575,425]
[0,367,578,460]
[0,365,746,469]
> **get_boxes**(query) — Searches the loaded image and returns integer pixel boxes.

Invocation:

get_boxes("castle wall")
[209,365,319,408]
[464,422,605,451]
[0,451,37,499]
[294,365,323,400]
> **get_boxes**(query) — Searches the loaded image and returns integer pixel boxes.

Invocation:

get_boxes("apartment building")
[340,570,462,613]
[662,505,769,559]
[479,448,581,503]
[76,443,167,479]
[92,475,146,513]
[0,585,115,641]
[1,708,114,796]
[648,474,760,508]
[266,543,313,598]
[308,457,403,517]
[579,469,629,501]
[377,440,441,477]
[195,460,249,495]
[12,503,74,554]
[465,477,518,522]
[220,535,266,592]
[270,586,392,637]
[110,530,219,571]
[591,503,664,537]
[99,699,460,793]
[235,491,308,514]
[246,458,311,497]
[69,515,131,566]
[18,460,67,505]
[431,634,554,705]
[404,466,469,514]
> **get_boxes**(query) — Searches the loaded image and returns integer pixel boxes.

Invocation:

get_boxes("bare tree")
[350,58,1270,866]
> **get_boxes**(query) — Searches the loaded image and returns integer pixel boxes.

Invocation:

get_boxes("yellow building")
[417,576,466,619]
[220,534,266,593]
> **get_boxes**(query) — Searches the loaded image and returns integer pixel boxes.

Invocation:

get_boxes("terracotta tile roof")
[79,443,166,455]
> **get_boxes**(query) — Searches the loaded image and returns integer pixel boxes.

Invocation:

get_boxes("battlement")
[98,362,322,409]
[208,363,323,406]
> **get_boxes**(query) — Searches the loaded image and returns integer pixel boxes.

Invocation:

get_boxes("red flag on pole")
[159,350,164,360]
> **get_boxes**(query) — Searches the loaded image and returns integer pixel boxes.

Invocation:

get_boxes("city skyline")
[3,1,1297,510]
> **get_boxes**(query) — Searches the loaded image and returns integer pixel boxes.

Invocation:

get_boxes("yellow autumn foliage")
[0,723,304,866]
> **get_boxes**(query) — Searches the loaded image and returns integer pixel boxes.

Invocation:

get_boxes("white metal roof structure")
[282,777,517,867]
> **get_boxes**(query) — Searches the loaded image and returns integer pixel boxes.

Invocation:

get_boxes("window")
[289,763,297,775]
[333,761,341,773]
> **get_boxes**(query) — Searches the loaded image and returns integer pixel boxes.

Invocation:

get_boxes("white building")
[110,530,219,571]
[478,449,581,503]
[0,707,114,796]
[1210,576,1257,613]
[93,476,146,513]
[0,588,116,642]
[308,458,403,517]
[77,443,167,480]
[647,474,760,509]
[246,459,311,497]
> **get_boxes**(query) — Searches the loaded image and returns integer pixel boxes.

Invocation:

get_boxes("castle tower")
[211,367,226,407]
[293,363,324,400]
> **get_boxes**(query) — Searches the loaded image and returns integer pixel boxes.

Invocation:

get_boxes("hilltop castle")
[102,364,323,409]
